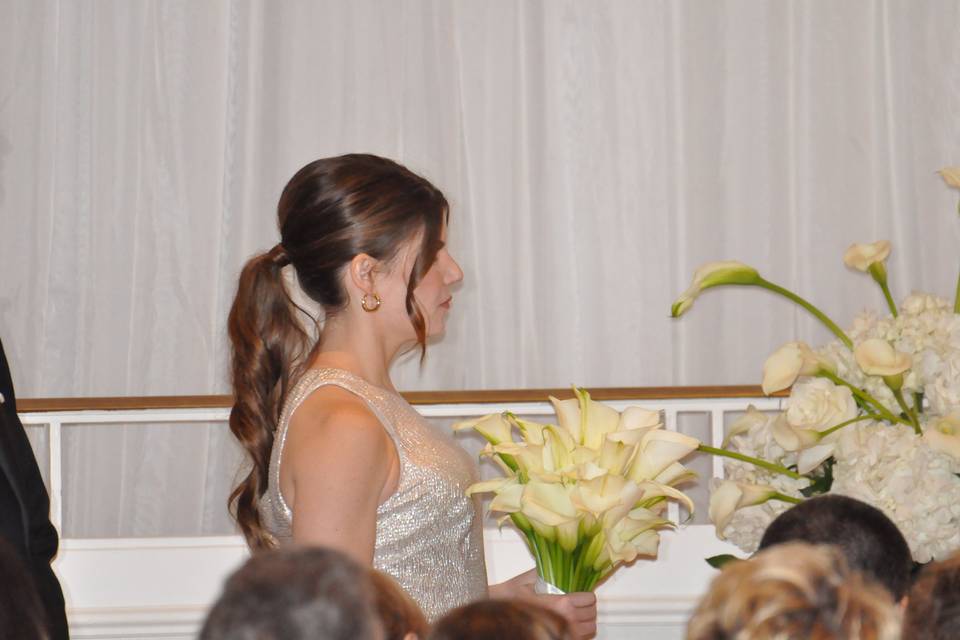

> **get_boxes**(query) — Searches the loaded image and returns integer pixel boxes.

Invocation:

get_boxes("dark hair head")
[902,551,960,640]
[199,546,383,640]
[227,154,449,550]
[0,538,50,639]
[368,569,428,640]
[427,599,573,640]
[758,494,912,599]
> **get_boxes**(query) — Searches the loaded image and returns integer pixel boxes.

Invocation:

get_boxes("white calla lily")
[634,481,696,515]
[843,241,891,272]
[796,443,837,475]
[761,341,825,395]
[938,167,960,189]
[465,477,513,497]
[627,429,701,483]
[549,396,582,444]
[723,405,769,447]
[453,413,514,445]
[924,412,960,460]
[653,461,697,487]
[577,388,622,449]
[572,474,631,516]
[708,480,779,539]
[854,338,912,377]
[598,437,638,475]
[617,406,662,431]
[671,261,761,317]
[770,413,822,451]
[506,414,549,445]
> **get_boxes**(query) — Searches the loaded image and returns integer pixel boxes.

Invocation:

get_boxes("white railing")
[20,393,783,640]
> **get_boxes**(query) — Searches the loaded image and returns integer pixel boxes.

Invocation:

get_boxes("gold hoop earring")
[361,293,381,312]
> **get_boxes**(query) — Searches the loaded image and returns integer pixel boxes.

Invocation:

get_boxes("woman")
[227,154,596,635]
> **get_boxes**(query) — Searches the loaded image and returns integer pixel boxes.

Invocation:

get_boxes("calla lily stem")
[891,389,922,435]
[698,444,804,480]
[868,263,898,318]
[879,282,899,318]
[955,266,960,314]
[754,278,854,349]
[771,492,803,505]
[818,413,886,438]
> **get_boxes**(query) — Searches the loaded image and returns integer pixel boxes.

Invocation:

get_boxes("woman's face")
[374,225,463,343]
[412,228,463,338]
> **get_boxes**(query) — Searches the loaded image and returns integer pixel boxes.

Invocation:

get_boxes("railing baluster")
[49,419,63,532]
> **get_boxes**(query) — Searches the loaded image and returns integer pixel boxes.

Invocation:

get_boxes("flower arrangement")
[454,388,700,592]
[670,168,960,563]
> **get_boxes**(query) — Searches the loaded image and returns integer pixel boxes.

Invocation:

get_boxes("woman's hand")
[489,569,598,639]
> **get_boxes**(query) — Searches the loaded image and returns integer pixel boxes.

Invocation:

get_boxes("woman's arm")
[283,389,399,565]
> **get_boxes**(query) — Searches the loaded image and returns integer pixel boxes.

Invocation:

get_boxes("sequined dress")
[259,368,489,620]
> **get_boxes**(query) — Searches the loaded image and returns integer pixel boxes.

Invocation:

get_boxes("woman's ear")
[348,253,379,293]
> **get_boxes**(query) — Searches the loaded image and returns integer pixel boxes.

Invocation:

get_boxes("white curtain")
[1,0,959,535]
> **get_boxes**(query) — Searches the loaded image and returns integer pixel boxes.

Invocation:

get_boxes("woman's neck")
[311,318,401,391]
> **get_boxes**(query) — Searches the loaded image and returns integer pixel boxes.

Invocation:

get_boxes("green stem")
[754,278,853,349]
[820,371,909,426]
[818,413,885,438]
[698,444,804,480]
[891,388,922,435]
[524,530,544,579]
[771,492,803,505]
[955,264,960,314]
[879,282,899,318]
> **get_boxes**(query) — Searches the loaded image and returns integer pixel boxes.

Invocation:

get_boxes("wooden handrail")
[17,386,782,413]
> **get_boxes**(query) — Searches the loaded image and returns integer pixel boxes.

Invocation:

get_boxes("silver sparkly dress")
[259,368,489,620]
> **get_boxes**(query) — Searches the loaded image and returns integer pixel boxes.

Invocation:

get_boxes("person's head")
[368,569,428,640]
[758,494,912,600]
[686,542,900,640]
[199,546,383,640]
[0,537,49,640]
[427,599,573,640]
[228,154,462,549]
[902,551,960,639]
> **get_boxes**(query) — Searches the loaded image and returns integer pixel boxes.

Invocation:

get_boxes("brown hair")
[369,569,428,640]
[427,599,573,640]
[902,551,960,640]
[686,542,900,640]
[228,154,449,550]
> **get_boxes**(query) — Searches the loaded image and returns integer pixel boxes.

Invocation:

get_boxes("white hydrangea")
[832,421,960,562]
[817,293,960,417]
[710,291,960,560]
[719,411,811,554]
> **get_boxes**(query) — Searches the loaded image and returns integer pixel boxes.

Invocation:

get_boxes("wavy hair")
[227,154,449,550]
[686,542,901,640]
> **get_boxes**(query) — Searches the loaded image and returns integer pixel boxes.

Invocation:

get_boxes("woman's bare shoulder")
[285,385,391,464]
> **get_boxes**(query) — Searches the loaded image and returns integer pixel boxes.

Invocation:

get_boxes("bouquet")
[454,388,699,592]
[670,167,960,562]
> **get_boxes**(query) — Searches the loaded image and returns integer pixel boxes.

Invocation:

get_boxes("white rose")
[843,240,891,272]
[785,378,858,432]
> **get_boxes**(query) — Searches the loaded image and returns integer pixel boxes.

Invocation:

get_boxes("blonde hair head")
[686,542,900,640]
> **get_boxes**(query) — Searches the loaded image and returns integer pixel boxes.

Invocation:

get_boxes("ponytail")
[227,244,312,551]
